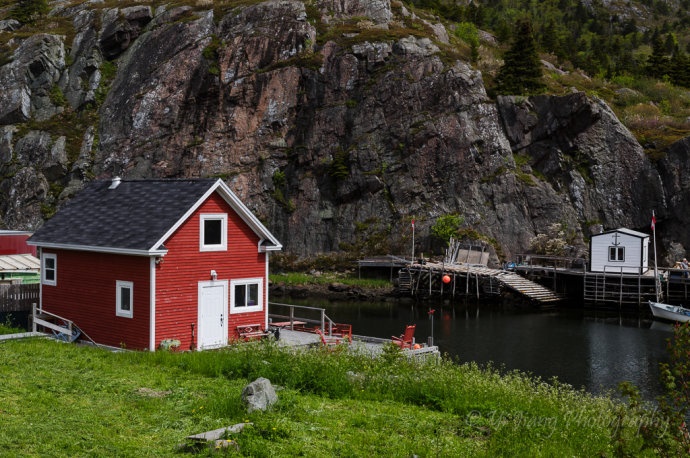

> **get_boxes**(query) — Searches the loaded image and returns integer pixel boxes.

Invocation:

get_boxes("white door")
[198,281,228,350]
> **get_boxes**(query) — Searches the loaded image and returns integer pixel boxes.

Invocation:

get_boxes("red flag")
[411,219,415,229]
[651,213,656,231]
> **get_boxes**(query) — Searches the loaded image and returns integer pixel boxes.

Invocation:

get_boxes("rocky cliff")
[0,0,687,264]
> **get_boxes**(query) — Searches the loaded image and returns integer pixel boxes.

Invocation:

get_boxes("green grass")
[0,338,681,456]
[0,323,23,335]
[270,272,391,289]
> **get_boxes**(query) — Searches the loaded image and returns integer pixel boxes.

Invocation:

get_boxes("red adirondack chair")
[315,329,350,348]
[391,324,416,349]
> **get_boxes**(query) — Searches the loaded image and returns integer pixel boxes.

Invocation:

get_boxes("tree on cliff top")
[494,19,545,96]
[11,0,49,24]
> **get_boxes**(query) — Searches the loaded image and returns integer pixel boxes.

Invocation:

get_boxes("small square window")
[608,246,625,262]
[42,254,57,286]
[230,279,262,314]
[116,281,133,318]
[200,214,227,251]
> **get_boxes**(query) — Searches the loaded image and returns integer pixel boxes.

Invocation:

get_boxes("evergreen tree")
[494,19,545,95]
[646,34,670,79]
[11,0,48,24]
[670,51,690,88]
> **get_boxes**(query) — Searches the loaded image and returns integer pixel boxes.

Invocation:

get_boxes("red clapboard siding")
[0,233,36,256]
[41,249,151,349]
[155,192,268,350]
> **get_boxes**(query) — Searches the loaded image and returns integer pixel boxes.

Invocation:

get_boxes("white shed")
[590,228,649,274]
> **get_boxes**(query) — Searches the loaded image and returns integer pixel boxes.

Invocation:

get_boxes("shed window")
[116,281,133,318]
[230,278,262,314]
[42,254,57,286]
[200,214,227,251]
[609,246,625,262]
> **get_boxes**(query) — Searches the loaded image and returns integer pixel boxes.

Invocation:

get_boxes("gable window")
[116,281,134,318]
[609,246,625,262]
[42,254,57,286]
[200,214,227,251]
[230,278,263,314]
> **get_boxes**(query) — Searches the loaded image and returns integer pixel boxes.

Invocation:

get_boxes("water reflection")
[284,298,671,400]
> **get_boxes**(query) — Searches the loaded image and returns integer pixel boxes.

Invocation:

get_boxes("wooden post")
[428,266,432,296]
[31,302,37,333]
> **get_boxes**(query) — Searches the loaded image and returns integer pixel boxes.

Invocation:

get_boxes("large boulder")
[241,377,278,413]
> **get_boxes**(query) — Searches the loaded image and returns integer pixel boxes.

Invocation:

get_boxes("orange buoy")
[442,275,451,284]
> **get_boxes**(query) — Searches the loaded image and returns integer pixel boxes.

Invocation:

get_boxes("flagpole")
[652,211,659,302]
[411,218,415,262]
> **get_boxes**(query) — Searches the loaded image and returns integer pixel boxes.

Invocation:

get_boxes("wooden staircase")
[494,271,563,305]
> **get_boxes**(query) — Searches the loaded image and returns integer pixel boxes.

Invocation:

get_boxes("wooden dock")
[514,254,690,309]
[399,261,563,305]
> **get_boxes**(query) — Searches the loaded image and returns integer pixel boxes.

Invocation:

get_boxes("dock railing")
[514,254,586,271]
[268,302,337,336]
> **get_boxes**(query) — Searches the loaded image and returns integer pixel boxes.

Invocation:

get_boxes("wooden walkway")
[494,269,563,304]
[402,261,563,305]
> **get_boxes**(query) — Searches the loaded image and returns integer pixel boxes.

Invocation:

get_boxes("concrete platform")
[275,329,439,359]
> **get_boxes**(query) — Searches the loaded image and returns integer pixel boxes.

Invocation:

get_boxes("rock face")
[0,0,685,261]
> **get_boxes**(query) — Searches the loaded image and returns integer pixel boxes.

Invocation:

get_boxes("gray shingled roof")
[28,178,221,252]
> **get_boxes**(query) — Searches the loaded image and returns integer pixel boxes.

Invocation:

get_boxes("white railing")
[268,302,337,335]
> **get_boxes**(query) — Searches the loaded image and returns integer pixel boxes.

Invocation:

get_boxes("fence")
[0,283,39,312]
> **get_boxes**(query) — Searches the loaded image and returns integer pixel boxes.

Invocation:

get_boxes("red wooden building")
[27,178,282,351]
[0,230,37,256]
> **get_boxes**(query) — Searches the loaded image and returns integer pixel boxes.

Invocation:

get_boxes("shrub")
[431,214,464,247]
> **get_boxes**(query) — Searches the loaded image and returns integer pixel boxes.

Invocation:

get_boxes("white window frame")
[42,253,57,286]
[200,214,228,252]
[230,278,263,314]
[608,246,625,262]
[116,280,134,318]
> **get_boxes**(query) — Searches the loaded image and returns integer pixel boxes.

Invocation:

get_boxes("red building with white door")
[27,178,282,350]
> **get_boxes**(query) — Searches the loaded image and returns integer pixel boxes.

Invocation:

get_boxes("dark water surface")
[287,298,672,400]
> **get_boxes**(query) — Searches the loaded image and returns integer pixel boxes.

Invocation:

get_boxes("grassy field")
[0,335,682,457]
[270,272,391,289]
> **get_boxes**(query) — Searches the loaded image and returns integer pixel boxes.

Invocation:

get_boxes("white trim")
[264,253,269,328]
[152,179,282,253]
[215,180,283,251]
[116,280,134,318]
[230,277,263,314]
[197,280,229,350]
[37,247,44,311]
[608,246,625,262]
[149,257,156,352]
[41,253,57,286]
[26,241,167,257]
[199,213,228,252]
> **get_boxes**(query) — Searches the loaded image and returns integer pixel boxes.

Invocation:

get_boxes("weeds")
[0,337,681,456]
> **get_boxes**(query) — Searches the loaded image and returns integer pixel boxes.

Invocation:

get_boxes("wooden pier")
[398,261,563,306]
[514,254,690,309]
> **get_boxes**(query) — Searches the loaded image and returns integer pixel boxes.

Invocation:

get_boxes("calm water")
[286,299,672,400]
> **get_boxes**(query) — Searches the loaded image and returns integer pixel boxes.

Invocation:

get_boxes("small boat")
[648,300,690,323]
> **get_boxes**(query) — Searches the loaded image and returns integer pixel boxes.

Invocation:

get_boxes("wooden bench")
[236,324,269,341]
[269,320,306,330]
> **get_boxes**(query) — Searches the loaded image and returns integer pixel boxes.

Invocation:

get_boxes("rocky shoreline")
[269,281,398,302]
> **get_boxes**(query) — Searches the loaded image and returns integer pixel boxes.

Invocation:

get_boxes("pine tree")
[670,51,690,88]
[12,0,48,24]
[494,19,545,95]
[646,34,670,79]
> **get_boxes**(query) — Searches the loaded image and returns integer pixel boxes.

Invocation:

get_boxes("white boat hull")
[649,301,690,323]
